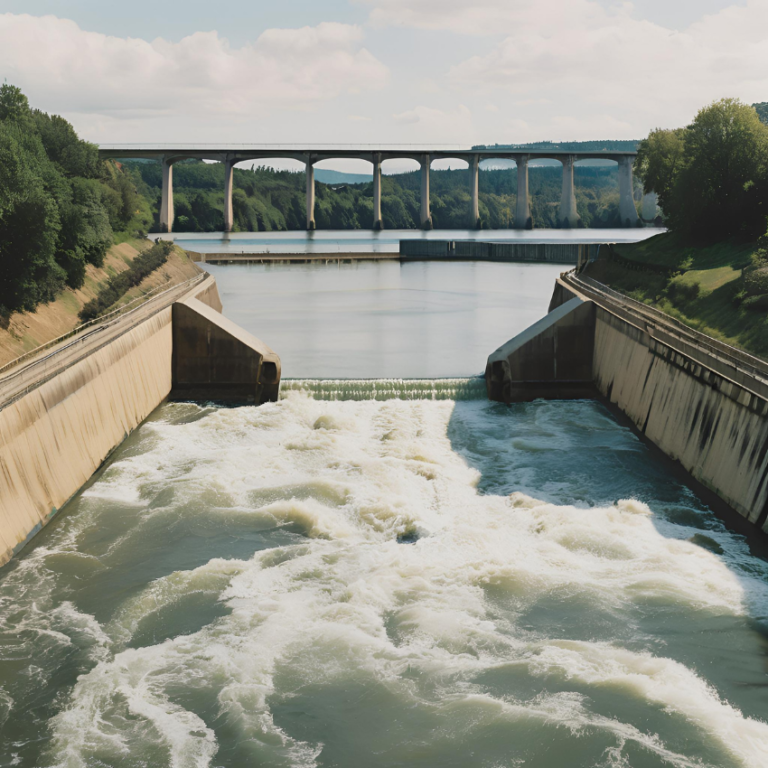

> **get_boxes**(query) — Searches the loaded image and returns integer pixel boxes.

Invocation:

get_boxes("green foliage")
[586,234,768,358]
[0,85,150,315]
[754,103,768,125]
[637,98,768,241]
[665,276,700,306]
[635,128,685,219]
[79,240,173,321]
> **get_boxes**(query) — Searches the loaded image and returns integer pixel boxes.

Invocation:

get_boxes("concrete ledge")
[486,297,596,403]
[172,298,281,404]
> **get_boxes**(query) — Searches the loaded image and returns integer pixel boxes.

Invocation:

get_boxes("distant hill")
[473,140,640,152]
[754,103,768,125]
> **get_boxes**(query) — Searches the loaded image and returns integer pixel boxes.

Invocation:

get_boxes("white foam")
[3,394,766,766]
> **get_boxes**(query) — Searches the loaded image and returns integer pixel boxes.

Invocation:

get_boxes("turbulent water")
[1,382,768,767]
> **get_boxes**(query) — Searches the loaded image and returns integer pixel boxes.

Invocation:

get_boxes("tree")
[636,99,768,240]
[677,98,768,239]
[634,128,686,219]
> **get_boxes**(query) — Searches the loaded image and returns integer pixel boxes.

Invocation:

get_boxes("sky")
[0,0,765,173]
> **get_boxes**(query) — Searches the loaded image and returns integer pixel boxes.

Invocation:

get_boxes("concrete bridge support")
[373,154,383,230]
[160,157,174,233]
[559,155,579,228]
[618,157,640,226]
[421,154,432,230]
[224,155,235,233]
[306,156,316,231]
[470,155,480,228]
[515,155,532,229]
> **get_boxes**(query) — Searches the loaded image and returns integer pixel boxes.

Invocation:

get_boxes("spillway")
[1,382,767,767]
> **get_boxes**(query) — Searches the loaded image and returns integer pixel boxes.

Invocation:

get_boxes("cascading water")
[0,383,767,767]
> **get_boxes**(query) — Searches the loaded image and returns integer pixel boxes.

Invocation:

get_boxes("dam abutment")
[0,274,281,566]
[487,273,768,534]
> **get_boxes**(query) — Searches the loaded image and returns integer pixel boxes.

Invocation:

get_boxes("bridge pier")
[373,154,383,230]
[421,155,432,230]
[559,155,579,228]
[619,157,640,226]
[160,157,174,233]
[306,155,316,231]
[224,155,235,233]
[515,155,532,229]
[470,155,480,228]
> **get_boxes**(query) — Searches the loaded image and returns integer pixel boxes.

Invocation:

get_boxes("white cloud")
[364,0,613,36]
[0,14,388,122]
[391,104,474,143]
[364,0,768,136]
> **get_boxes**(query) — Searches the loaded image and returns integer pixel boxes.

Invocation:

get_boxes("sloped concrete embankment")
[0,276,280,566]
[487,274,768,533]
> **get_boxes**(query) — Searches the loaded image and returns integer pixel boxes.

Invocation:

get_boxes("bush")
[78,240,173,321]
[742,293,768,310]
[665,277,700,306]
[743,265,768,297]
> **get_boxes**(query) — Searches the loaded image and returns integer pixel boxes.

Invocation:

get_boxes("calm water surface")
[1,260,767,768]
[201,260,563,378]
[166,227,667,254]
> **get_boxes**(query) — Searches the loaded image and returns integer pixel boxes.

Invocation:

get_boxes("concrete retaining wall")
[487,274,768,533]
[0,276,280,566]
[593,305,768,529]
[400,240,601,263]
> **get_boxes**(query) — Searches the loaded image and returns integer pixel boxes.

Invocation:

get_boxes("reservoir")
[166,227,667,255]
[1,259,767,767]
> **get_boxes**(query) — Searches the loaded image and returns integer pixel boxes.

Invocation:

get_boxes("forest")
[124,158,638,234]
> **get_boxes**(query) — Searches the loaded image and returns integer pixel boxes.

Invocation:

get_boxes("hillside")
[583,233,768,358]
[0,241,199,366]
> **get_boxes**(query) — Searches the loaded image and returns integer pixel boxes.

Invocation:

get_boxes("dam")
[1,255,767,767]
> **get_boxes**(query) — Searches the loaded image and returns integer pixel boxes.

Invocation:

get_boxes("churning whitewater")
[1,383,767,767]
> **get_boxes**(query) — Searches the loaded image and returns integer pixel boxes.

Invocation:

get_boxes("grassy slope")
[583,232,768,359]
[0,241,199,367]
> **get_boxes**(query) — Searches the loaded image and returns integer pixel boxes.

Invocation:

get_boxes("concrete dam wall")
[487,273,768,533]
[0,275,280,566]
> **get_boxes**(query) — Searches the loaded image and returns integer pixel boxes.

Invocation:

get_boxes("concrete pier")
[558,156,579,228]
[306,156,316,231]
[373,154,383,230]
[160,157,174,233]
[421,154,432,230]
[515,155,532,230]
[172,298,280,404]
[224,155,235,233]
[486,297,596,401]
[470,155,480,228]
[618,156,640,226]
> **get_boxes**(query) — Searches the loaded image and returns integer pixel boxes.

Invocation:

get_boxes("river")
[0,258,767,768]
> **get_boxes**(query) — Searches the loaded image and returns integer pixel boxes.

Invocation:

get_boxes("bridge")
[98,145,643,233]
